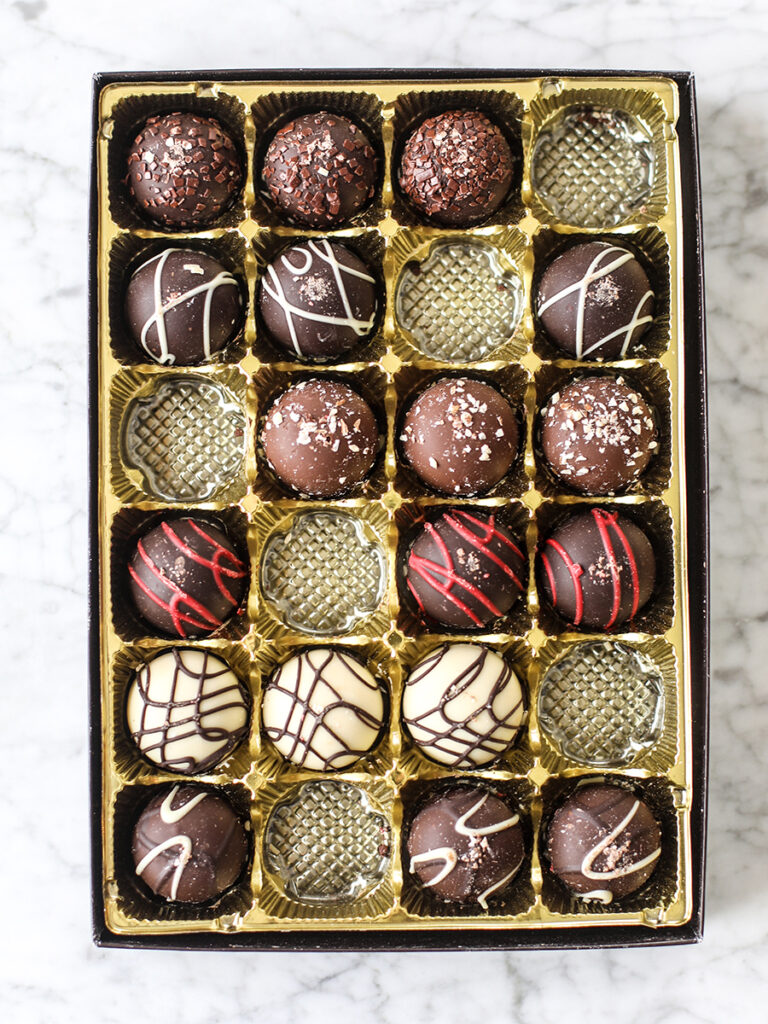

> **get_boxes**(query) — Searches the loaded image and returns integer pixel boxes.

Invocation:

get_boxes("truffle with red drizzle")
[128,516,249,638]
[405,510,526,629]
[537,508,655,630]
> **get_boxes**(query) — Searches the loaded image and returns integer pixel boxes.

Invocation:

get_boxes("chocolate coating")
[128,516,249,638]
[259,239,378,360]
[262,379,378,497]
[540,376,657,494]
[124,248,242,365]
[546,784,661,902]
[126,648,249,774]
[126,112,242,229]
[536,241,655,360]
[538,508,656,630]
[401,378,519,495]
[262,111,378,229]
[132,784,248,903]
[407,785,525,907]
[398,110,515,227]
[405,510,526,629]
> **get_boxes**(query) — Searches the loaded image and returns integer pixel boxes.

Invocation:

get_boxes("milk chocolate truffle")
[262,111,378,229]
[398,110,515,227]
[132,784,249,903]
[126,648,249,774]
[261,379,378,497]
[126,112,242,229]
[538,508,656,630]
[407,785,525,907]
[546,784,661,902]
[262,648,385,770]
[128,516,249,638]
[402,644,525,768]
[401,378,518,495]
[259,239,378,360]
[540,376,657,494]
[124,248,243,365]
[536,241,655,360]
[405,510,526,629]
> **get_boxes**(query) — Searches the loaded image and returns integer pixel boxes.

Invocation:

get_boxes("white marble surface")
[1,0,767,1020]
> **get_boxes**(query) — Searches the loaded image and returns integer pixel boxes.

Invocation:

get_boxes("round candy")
[262,111,378,229]
[540,376,657,494]
[259,239,378,360]
[128,516,249,638]
[405,510,526,629]
[132,784,249,903]
[546,784,661,902]
[124,248,242,365]
[126,648,249,774]
[407,785,525,907]
[126,112,242,229]
[538,508,656,630]
[398,110,514,227]
[400,378,519,495]
[536,241,655,360]
[261,379,378,497]
[402,643,526,768]
[262,648,385,770]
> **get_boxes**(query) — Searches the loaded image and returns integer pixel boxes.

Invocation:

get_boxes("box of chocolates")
[89,69,709,950]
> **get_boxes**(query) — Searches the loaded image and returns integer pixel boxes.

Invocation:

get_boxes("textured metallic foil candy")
[265,781,390,903]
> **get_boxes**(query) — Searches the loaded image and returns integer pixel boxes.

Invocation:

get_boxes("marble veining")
[0,0,766,1021]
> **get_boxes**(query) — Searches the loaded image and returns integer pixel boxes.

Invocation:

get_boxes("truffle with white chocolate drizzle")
[131,784,249,903]
[546,783,661,902]
[406,785,525,907]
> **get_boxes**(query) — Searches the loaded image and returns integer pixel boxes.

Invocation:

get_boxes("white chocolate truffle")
[402,644,525,768]
[262,648,385,770]
[126,648,249,774]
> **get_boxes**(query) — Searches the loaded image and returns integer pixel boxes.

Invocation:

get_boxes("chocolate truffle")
[132,784,249,903]
[538,508,656,630]
[407,785,525,907]
[536,241,655,360]
[128,516,249,638]
[400,378,519,495]
[126,112,242,229]
[262,648,385,770]
[398,110,514,227]
[124,248,243,365]
[126,648,249,774]
[546,784,661,902]
[540,376,657,494]
[262,111,378,229]
[405,510,526,629]
[261,379,378,497]
[402,643,525,768]
[259,239,378,360]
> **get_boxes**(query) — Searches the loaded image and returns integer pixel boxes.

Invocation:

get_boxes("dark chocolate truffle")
[126,112,242,229]
[546,784,661,902]
[400,378,519,495]
[540,376,657,494]
[536,241,655,360]
[261,379,378,497]
[407,785,525,907]
[128,516,249,638]
[402,643,526,768]
[126,648,250,774]
[132,784,249,903]
[262,111,378,229]
[259,239,378,360]
[405,510,526,629]
[538,508,656,630]
[398,110,514,227]
[124,248,243,365]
